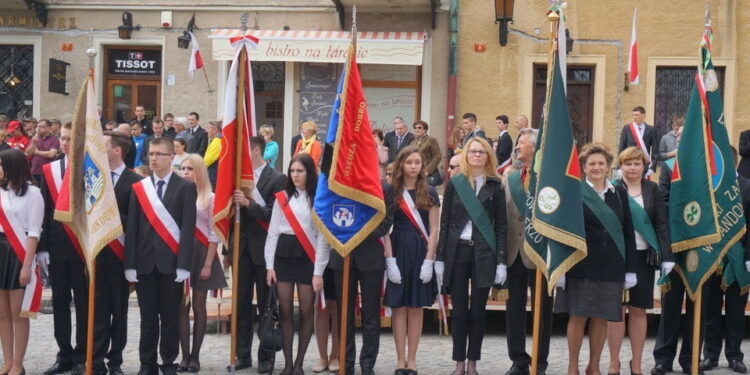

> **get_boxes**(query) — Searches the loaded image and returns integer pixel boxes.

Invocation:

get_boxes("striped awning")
[208,29,426,65]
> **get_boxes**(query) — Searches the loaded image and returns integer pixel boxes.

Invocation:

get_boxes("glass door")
[105,80,160,124]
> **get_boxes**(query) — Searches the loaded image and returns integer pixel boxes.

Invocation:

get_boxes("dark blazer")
[125,174,197,275]
[658,162,673,203]
[738,130,750,178]
[618,178,673,262]
[495,131,513,164]
[231,164,286,266]
[618,123,659,169]
[383,131,415,163]
[462,127,489,146]
[568,184,637,282]
[328,182,395,272]
[124,138,137,169]
[436,176,508,289]
[186,126,208,156]
[38,160,77,263]
[132,117,152,136]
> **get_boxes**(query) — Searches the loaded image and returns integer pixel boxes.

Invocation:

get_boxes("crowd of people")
[0,103,749,375]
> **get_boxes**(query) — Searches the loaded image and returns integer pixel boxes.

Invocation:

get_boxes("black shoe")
[535,370,546,375]
[505,365,530,375]
[228,358,253,372]
[699,358,718,371]
[650,363,672,375]
[362,368,376,375]
[161,365,178,375]
[108,365,124,375]
[258,359,273,374]
[70,364,86,375]
[44,359,74,375]
[729,360,748,373]
[137,369,158,375]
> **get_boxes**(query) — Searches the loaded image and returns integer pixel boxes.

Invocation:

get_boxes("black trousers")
[702,273,748,362]
[135,270,182,371]
[234,250,271,362]
[449,244,491,362]
[334,262,384,374]
[49,255,89,365]
[505,256,552,369]
[653,271,705,369]
[92,251,129,371]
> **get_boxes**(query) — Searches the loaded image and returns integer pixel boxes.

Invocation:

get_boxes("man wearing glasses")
[448,154,462,178]
[124,137,196,375]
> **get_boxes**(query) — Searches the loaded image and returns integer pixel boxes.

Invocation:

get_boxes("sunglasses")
[448,165,459,170]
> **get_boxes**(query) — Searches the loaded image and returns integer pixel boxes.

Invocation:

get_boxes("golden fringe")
[532,218,587,253]
[355,315,362,328]
[741,284,750,296]
[211,201,234,247]
[720,277,730,293]
[380,316,392,328]
[19,311,37,319]
[490,288,508,301]
[622,289,630,303]
[312,210,386,258]
[659,280,672,294]
[671,232,721,253]
[86,226,124,272]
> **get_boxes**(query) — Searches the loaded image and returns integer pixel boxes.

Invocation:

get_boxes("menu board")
[299,63,338,141]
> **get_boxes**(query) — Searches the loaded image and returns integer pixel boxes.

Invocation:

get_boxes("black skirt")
[274,234,314,285]
[323,267,337,301]
[626,250,656,309]
[0,234,23,290]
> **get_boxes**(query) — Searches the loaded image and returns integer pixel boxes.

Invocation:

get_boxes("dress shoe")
[650,363,672,375]
[699,358,718,371]
[44,360,74,375]
[362,368,376,375]
[506,365,530,375]
[228,358,253,372]
[258,359,274,374]
[161,366,178,375]
[729,359,748,373]
[70,364,86,375]
[108,365,125,375]
[137,369,158,375]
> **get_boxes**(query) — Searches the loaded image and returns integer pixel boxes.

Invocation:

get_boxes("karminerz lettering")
[115,59,157,69]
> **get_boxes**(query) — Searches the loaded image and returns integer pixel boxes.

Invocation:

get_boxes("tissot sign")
[108,49,161,76]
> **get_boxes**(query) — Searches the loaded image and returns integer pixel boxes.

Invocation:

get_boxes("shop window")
[361,64,421,132]
[654,66,724,135]
[0,45,34,118]
[266,100,283,119]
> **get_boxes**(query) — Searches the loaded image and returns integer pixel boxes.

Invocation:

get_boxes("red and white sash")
[0,190,42,317]
[41,161,86,262]
[108,235,126,262]
[628,123,651,162]
[195,223,209,248]
[253,187,270,231]
[398,190,429,243]
[496,158,512,175]
[132,178,180,254]
[274,191,316,263]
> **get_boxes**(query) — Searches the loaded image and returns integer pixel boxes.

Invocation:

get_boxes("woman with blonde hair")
[436,137,507,375]
[446,126,466,161]
[294,121,322,166]
[176,154,227,373]
[259,124,279,168]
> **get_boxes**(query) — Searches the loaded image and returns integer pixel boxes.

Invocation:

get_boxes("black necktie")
[157,180,165,201]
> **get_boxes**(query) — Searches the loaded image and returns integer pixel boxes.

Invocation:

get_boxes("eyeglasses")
[448,165,459,170]
[386,172,392,177]
[414,126,423,130]
[148,152,173,158]
[467,149,488,155]
[181,166,193,171]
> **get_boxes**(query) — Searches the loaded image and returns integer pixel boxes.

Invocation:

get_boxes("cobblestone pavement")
[6,306,748,375]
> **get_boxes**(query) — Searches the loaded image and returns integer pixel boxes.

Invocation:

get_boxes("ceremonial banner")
[523,48,587,293]
[54,76,122,271]
[313,41,386,256]
[188,31,204,76]
[212,35,258,245]
[671,25,745,299]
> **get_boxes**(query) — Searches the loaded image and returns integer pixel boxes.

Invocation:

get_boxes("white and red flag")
[188,32,204,76]
[628,8,639,85]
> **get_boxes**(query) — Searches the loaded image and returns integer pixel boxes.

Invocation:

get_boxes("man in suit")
[226,136,286,373]
[140,118,167,166]
[329,182,394,375]
[382,117,414,163]
[131,105,153,135]
[461,112,488,146]
[700,147,750,374]
[115,123,137,169]
[495,115,513,168]
[124,137,196,375]
[618,106,659,172]
[504,128,552,375]
[163,113,177,139]
[185,111,208,156]
[38,122,89,375]
[92,132,143,375]
[737,129,750,178]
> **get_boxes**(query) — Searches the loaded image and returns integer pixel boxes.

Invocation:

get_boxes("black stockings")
[178,289,208,368]
[277,281,315,372]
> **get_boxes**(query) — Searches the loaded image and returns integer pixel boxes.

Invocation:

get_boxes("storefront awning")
[209,29,426,65]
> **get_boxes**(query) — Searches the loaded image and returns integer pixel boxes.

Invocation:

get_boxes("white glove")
[36,251,49,271]
[385,257,402,284]
[494,264,507,285]
[745,261,750,273]
[419,259,434,283]
[624,272,638,289]
[434,261,445,288]
[175,268,190,283]
[662,261,675,275]
[555,275,566,289]
[124,269,138,283]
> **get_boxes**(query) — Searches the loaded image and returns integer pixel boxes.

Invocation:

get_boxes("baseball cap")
[7,120,21,132]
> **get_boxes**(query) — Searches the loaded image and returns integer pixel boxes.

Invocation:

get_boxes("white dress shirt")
[152,171,173,198]
[0,186,44,239]
[197,193,220,244]
[459,175,486,240]
[586,177,615,201]
[110,163,126,186]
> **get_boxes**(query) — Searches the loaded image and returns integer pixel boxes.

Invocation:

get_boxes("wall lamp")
[494,0,514,46]
[177,14,197,49]
[118,11,140,40]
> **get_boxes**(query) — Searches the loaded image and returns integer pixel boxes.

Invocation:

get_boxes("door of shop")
[105,80,160,124]
[103,46,162,124]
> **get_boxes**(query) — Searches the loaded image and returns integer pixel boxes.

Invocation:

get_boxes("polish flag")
[188,32,204,76]
[628,8,639,85]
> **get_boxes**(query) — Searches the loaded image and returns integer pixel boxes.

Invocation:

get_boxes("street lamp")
[118,12,135,40]
[494,0,514,46]
[177,13,197,49]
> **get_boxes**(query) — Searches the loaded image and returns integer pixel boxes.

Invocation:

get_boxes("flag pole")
[201,66,213,92]
[336,8,357,375]
[228,30,248,374]
[85,29,97,375]
[530,270,543,375]
[691,288,702,375]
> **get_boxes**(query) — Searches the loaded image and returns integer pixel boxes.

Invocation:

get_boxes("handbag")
[258,284,283,352]
[427,169,443,186]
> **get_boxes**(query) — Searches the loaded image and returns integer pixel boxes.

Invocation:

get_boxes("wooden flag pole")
[530,269,543,375]
[338,255,351,375]
[201,66,213,92]
[691,287,702,375]
[229,46,247,374]
[85,260,96,375]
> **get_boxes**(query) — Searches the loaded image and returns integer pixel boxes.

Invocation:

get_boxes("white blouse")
[0,186,44,239]
[264,189,329,276]
[630,194,649,250]
[197,193,220,244]
[459,175,486,240]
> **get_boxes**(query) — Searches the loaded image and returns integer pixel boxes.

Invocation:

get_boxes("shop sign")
[108,49,161,76]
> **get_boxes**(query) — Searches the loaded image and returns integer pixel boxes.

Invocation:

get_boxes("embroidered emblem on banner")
[333,204,355,228]
[537,186,561,215]
[684,201,701,226]
[83,152,105,213]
